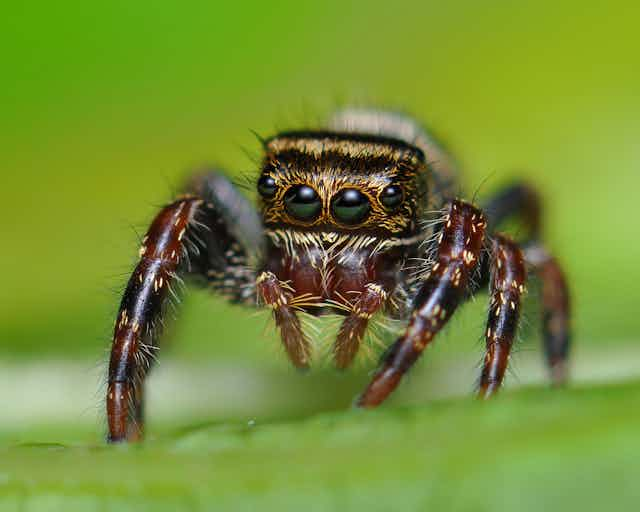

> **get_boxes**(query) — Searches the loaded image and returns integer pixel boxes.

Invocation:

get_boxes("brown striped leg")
[482,183,571,385]
[478,235,527,397]
[257,271,312,369]
[525,243,571,385]
[107,196,202,442]
[357,200,487,407]
[107,172,262,443]
[333,283,389,369]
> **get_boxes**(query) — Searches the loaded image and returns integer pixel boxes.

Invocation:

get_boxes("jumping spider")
[107,109,570,442]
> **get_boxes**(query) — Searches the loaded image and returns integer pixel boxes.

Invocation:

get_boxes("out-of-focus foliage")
[2,0,639,362]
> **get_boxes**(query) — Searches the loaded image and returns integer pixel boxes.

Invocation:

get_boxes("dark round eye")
[331,188,370,225]
[284,185,321,221]
[380,185,404,210]
[257,174,277,198]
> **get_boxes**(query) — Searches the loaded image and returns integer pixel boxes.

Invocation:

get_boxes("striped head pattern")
[257,131,428,236]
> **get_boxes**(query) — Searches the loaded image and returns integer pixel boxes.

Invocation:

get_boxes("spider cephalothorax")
[259,131,425,234]
[106,108,571,442]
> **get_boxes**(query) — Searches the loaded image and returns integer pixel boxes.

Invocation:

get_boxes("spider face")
[258,131,426,235]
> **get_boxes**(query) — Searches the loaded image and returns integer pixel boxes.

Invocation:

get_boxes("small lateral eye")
[380,185,403,210]
[332,188,370,225]
[284,185,322,221]
[257,174,277,198]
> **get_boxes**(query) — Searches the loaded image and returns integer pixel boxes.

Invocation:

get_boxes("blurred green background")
[1,0,640,509]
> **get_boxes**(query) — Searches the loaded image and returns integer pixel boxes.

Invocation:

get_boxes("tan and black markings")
[260,131,428,235]
[106,108,571,442]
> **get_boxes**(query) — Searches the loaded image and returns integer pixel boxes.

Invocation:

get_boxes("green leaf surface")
[2,380,639,511]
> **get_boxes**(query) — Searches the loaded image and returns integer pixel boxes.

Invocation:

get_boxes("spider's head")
[257,131,426,236]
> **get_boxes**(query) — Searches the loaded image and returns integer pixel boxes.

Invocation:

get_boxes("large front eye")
[257,174,277,198]
[284,185,321,221]
[380,185,403,210]
[331,188,370,225]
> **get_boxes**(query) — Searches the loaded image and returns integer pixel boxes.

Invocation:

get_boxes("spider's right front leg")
[107,196,201,442]
[107,172,261,443]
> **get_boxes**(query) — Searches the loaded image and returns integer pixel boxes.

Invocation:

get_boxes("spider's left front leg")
[357,200,487,407]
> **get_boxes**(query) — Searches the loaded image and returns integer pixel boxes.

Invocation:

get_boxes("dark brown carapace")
[106,109,570,442]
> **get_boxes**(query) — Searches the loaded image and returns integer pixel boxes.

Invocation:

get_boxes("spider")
[106,109,570,442]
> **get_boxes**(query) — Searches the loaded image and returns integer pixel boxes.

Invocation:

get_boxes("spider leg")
[357,200,487,407]
[333,283,389,369]
[524,243,571,384]
[483,183,541,239]
[107,171,262,443]
[256,271,312,369]
[478,234,527,397]
[483,183,571,385]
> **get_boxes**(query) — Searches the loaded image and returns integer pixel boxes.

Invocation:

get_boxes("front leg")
[357,200,487,407]
[107,171,261,443]
[107,196,202,442]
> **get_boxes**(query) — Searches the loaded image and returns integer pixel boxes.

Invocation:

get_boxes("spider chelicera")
[106,109,570,442]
